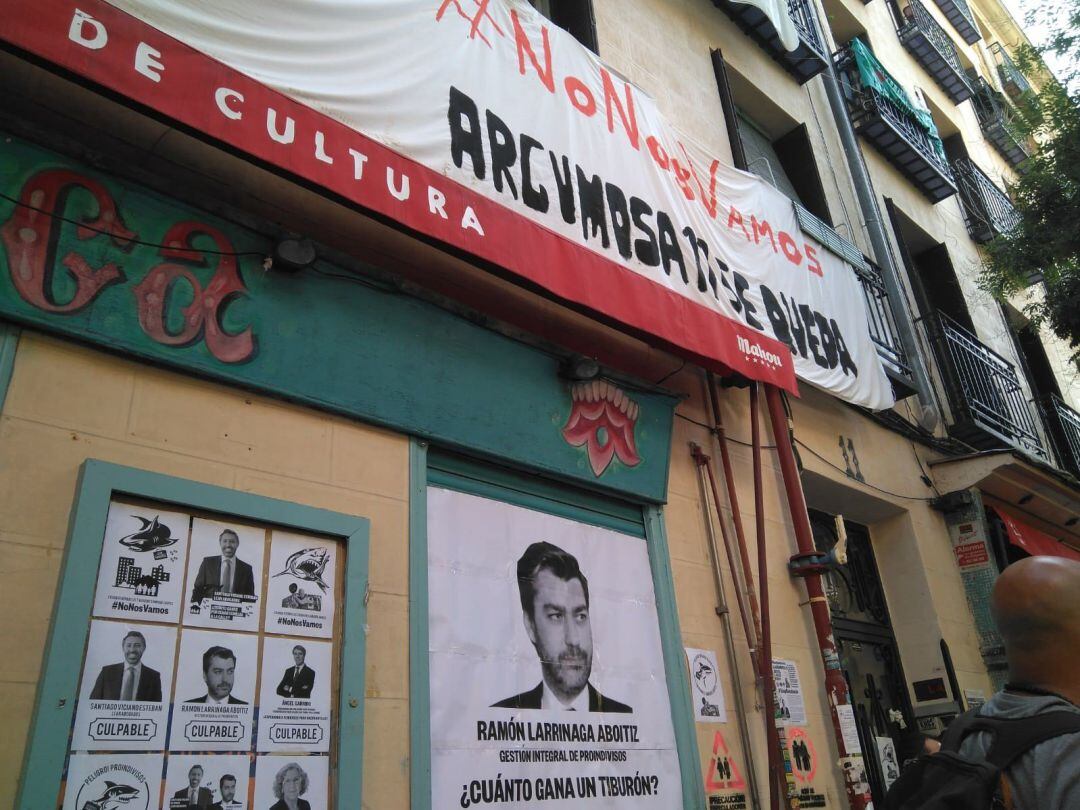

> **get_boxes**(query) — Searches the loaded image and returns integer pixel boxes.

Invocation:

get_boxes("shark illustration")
[118,515,179,552]
[273,547,331,592]
[86,781,141,810]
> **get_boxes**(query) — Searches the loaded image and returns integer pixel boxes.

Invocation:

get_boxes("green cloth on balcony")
[849,38,947,161]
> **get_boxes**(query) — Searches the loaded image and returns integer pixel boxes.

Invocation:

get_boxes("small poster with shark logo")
[92,502,191,624]
[256,637,333,753]
[62,752,162,810]
[263,531,337,639]
[72,620,176,751]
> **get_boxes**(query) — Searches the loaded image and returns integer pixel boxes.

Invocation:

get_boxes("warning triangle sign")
[705,730,747,791]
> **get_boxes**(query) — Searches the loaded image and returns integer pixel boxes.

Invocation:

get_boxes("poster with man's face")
[252,754,329,810]
[62,753,162,810]
[71,620,176,751]
[427,488,682,808]
[256,637,333,753]
[263,531,337,638]
[92,501,191,623]
[183,518,265,632]
[165,754,249,810]
[171,628,258,751]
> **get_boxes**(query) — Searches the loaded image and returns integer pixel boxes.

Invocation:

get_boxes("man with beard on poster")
[493,541,632,712]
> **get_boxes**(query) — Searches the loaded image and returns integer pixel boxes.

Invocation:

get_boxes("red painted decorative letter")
[133,222,256,363]
[0,169,133,312]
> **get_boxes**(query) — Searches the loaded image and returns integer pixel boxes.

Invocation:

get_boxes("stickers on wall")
[183,518,265,632]
[685,647,727,722]
[256,637,334,753]
[787,727,818,783]
[171,629,258,751]
[92,502,191,623]
[772,659,807,726]
[164,753,249,809]
[253,755,330,809]
[72,620,176,751]
[62,753,162,810]
[263,530,337,638]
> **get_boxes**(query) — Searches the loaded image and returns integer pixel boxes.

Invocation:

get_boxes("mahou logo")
[737,335,784,369]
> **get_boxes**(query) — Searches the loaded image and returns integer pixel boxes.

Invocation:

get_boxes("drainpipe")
[764,385,873,810]
[751,384,784,810]
[692,443,765,810]
[816,56,938,421]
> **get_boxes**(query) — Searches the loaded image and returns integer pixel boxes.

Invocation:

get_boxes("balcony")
[932,0,981,45]
[932,312,1048,460]
[990,43,1033,99]
[712,0,829,83]
[896,0,973,103]
[972,78,1030,168]
[855,262,919,396]
[835,43,957,202]
[1044,394,1080,476]
[953,158,1021,243]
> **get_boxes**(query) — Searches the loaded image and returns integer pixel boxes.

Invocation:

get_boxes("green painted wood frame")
[16,459,371,810]
[408,441,705,809]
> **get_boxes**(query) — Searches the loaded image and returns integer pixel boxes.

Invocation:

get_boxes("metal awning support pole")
[707,372,764,645]
[692,444,765,810]
[691,444,761,674]
[751,384,783,810]
[763,384,873,810]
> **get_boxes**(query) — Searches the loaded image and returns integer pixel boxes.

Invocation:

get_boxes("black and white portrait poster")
[71,620,176,751]
[165,754,249,810]
[772,659,807,726]
[62,753,162,810]
[263,531,336,639]
[252,755,329,810]
[92,501,191,623]
[256,637,333,753]
[171,628,258,751]
[183,518,265,632]
[427,488,682,808]
[684,648,727,723]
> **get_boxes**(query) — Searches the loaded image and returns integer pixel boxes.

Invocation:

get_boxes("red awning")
[991,504,1080,562]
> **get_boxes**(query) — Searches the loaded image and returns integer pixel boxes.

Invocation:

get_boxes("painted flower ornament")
[561,380,641,476]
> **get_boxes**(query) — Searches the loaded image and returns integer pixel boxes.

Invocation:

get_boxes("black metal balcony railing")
[1044,394,1080,476]
[897,0,973,103]
[835,45,957,202]
[855,262,914,382]
[932,0,981,45]
[990,43,1033,98]
[934,312,1047,459]
[712,0,829,84]
[953,158,1021,243]
[972,77,1030,168]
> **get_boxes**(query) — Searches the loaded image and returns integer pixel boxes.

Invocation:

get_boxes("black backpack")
[883,710,1080,809]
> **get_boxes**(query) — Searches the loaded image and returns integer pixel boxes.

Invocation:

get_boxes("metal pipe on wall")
[751,384,783,810]
[764,384,873,810]
[693,444,765,810]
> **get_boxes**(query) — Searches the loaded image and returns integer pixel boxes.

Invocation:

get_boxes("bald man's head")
[991,556,1080,685]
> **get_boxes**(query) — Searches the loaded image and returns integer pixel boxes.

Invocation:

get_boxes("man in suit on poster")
[171,764,213,809]
[276,645,316,699]
[492,541,632,713]
[89,630,163,702]
[190,528,255,603]
[185,646,248,705]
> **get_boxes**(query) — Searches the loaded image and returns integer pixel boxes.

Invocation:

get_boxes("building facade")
[1,1,1078,809]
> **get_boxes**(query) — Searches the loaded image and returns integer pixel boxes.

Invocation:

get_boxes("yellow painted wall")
[0,332,411,810]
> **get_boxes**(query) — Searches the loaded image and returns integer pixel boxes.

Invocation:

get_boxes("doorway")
[810,510,914,805]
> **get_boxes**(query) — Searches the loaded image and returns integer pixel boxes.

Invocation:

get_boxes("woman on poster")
[268,762,311,810]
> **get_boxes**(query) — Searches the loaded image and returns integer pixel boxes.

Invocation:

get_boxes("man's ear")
[522,610,537,646]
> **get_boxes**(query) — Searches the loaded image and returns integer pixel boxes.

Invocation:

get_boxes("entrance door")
[809,511,913,805]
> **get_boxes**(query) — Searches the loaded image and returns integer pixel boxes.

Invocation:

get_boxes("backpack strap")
[983,712,1080,768]
[939,709,1080,765]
